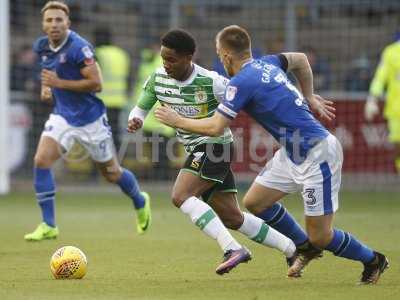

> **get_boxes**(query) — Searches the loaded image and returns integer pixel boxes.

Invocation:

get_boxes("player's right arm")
[282,52,335,121]
[40,84,53,103]
[33,37,53,104]
[127,73,158,133]
[155,76,250,136]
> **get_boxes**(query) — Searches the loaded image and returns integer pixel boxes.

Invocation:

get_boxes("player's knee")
[309,232,333,249]
[243,197,266,215]
[171,192,188,208]
[34,154,52,168]
[102,169,121,183]
[220,213,243,230]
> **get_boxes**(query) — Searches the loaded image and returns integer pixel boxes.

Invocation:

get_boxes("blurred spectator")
[11,45,39,92]
[364,33,400,172]
[265,37,285,54]
[94,27,131,151]
[132,42,174,138]
[345,55,372,92]
[302,46,331,91]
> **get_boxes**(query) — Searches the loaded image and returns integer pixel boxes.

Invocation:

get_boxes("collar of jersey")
[241,58,254,69]
[49,30,71,52]
[173,63,197,87]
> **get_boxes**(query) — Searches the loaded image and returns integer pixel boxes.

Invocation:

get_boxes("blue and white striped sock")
[325,229,375,264]
[256,203,308,246]
[117,168,145,209]
[34,168,56,227]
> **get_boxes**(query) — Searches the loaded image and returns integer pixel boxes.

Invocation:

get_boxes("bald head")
[216,25,251,58]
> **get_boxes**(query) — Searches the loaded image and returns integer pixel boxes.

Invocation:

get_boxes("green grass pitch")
[0,190,399,300]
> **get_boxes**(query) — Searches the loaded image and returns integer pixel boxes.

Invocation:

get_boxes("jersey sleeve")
[369,48,389,97]
[212,72,229,102]
[136,73,158,111]
[262,54,288,72]
[32,41,42,70]
[71,42,96,69]
[216,76,252,120]
[32,38,41,55]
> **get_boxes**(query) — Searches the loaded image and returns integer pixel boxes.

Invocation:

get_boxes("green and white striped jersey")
[137,64,234,152]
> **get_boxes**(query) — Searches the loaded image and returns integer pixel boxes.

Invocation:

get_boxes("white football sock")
[239,212,295,257]
[180,196,241,252]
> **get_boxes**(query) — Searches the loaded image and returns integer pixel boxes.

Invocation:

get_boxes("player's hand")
[40,85,53,103]
[41,69,61,88]
[127,118,143,133]
[154,106,181,127]
[308,94,336,122]
[364,96,379,122]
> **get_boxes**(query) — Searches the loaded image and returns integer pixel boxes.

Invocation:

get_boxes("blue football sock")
[256,203,308,246]
[34,168,56,227]
[117,168,145,209]
[325,229,375,264]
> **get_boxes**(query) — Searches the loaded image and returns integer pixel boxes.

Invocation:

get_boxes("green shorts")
[182,142,237,202]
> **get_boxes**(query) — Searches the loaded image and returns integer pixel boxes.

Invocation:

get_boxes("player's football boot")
[215,247,252,275]
[287,243,323,277]
[24,222,59,241]
[286,251,302,278]
[136,192,151,234]
[359,252,389,285]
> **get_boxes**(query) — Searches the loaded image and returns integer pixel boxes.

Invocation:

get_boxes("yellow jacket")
[96,45,130,108]
[369,41,400,118]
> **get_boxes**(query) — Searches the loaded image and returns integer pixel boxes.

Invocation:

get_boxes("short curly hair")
[161,29,196,56]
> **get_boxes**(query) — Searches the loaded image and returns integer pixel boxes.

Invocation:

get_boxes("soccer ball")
[50,246,88,279]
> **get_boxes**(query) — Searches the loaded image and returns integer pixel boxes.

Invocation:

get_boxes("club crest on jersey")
[42,55,47,62]
[225,86,237,101]
[59,53,66,63]
[195,88,207,103]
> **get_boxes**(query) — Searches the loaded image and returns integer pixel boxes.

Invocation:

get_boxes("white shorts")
[41,113,114,163]
[255,134,343,216]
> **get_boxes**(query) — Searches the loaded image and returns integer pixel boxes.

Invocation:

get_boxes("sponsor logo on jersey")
[170,104,206,118]
[42,55,47,62]
[225,85,237,101]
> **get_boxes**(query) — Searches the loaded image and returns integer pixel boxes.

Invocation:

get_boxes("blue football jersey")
[33,30,105,126]
[217,55,329,164]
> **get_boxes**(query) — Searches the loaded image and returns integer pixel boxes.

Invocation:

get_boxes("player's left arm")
[155,106,231,137]
[282,52,335,121]
[41,62,102,93]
